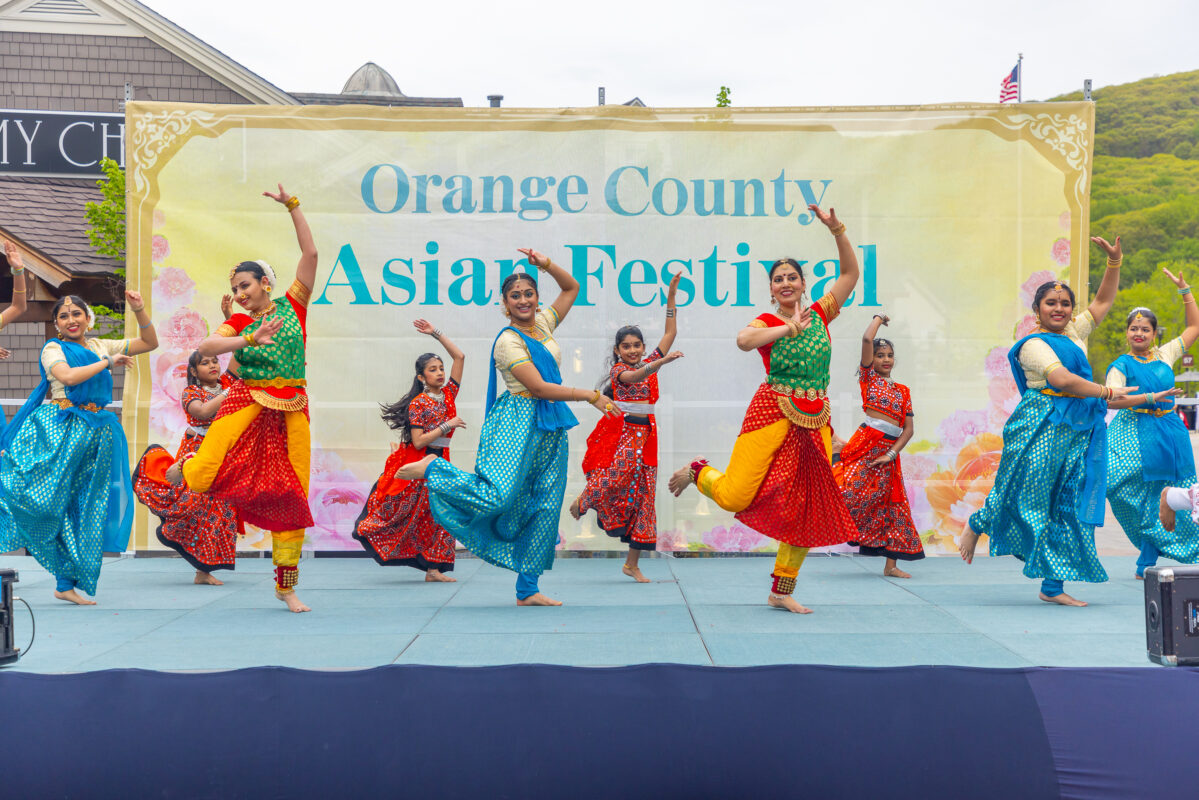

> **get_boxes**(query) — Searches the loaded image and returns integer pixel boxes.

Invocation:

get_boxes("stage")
[0,551,1157,672]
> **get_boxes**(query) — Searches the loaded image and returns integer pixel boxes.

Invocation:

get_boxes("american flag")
[1000,63,1020,103]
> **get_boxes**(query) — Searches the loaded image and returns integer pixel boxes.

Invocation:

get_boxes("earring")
[263,283,272,293]
[502,307,511,319]
[770,295,779,307]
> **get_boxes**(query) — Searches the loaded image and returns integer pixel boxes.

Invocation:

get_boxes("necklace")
[249,302,277,321]
[424,386,445,402]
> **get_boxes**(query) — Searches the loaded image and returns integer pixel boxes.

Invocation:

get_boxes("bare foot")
[395,454,436,481]
[1135,573,1145,581]
[622,563,651,583]
[276,590,311,612]
[194,570,224,585]
[54,589,97,605]
[667,465,693,496]
[569,497,582,520]
[425,569,457,582]
[1161,488,1177,532]
[958,527,980,563]
[516,592,563,606]
[1039,592,1087,607]
[767,594,813,614]
[884,566,912,579]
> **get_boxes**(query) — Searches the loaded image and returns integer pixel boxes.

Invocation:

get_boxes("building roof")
[342,62,404,96]
[0,177,119,286]
[292,62,463,107]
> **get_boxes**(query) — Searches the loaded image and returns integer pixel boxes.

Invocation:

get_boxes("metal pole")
[1083,79,1092,101]
[1017,53,1023,102]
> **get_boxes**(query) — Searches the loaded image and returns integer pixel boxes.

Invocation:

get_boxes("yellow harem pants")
[696,420,834,594]
[181,403,310,592]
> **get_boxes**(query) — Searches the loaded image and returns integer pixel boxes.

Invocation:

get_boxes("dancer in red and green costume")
[165,184,317,613]
[669,204,861,614]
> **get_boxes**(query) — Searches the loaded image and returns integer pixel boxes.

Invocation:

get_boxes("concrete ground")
[0,550,1159,672]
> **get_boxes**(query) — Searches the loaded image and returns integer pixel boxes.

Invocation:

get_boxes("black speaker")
[1144,565,1199,666]
[0,568,17,666]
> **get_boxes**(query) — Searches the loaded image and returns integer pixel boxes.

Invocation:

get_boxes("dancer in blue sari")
[398,250,619,605]
[0,293,158,605]
[959,236,1135,606]
[1105,266,1199,578]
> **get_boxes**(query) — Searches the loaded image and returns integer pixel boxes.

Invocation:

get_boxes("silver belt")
[429,436,452,448]
[616,401,654,415]
[863,417,902,437]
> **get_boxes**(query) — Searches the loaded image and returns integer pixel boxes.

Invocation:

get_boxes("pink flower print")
[309,484,368,544]
[656,528,689,552]
[701,522,771,552]
[987,375,1020,416]
[1014,314,1038,339]
[936,409,991,450]
[152,267,196,313]
[1051,237,1070,267]
[984,346,1010,379]
[151,234,171,263]
[160,308,209,350]
[147,350,190,436]
[1019,270,1058,307]
[900,453,939,528]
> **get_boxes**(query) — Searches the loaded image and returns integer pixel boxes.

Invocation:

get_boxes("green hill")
[1051,70,1199,374]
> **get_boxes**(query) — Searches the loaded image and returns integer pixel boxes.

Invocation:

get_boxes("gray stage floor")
[0,552,1159,672]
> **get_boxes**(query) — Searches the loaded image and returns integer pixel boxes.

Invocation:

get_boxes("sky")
[143,0,1198,107]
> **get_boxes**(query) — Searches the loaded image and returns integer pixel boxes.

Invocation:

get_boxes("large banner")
[124,101,1094,555]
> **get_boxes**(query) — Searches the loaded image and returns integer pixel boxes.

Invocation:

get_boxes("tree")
[716,86,731,108]
[82,156,127,337]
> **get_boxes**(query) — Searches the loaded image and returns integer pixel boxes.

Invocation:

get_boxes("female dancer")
[397,251,619,606]
[352,319,465,581]
[1106,266,1199,577]
[959,236,1135,606]
[134,349,242,584]
[837,313,924,576]
[166,184,318,613]
[0,291,157,604]
[667,205,861,614]
[571,272,683,582]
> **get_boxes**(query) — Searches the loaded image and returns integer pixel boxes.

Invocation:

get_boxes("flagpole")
[1017,52,1023,102]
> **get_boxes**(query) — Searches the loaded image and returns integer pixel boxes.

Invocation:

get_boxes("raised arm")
[414,318,466,385]
[1087,235,1123,324]
[654,271,681,354]
[736,307,811,352]
[810,205,859,309]
[861,314,889,367]
[1163,267,1199,349]
[2,241,28,328]
[616,351,684,384]
[1046,364,1138,400]
[264,184,318,291]
[123,290,158,356]
[519,248,579,324]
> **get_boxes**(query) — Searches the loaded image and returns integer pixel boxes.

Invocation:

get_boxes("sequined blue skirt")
[969,391,1108,583]
[1107,408,1199,563]
[0,404,132,595]
[425,392,567,576]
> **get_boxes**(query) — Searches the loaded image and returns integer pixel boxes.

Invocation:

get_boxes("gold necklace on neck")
[249,301,277,321]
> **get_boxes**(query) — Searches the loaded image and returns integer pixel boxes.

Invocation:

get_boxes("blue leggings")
[516,573,540,600]
[55,577,76,593]
[1040,579,1064,597]
[1136,540,1159,578]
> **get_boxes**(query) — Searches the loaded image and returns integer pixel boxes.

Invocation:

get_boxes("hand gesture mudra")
[124,290,144,308]
[1091,235,1122,262]
[263,184,293,206]
[874,313,891,326]
[808,204,841,231]
[795,306,812,332]
[0,347,11,360]
[252,316,286,346]
[3,240,22,268]
[1163,266,1188,289]
[413,319,437,335]
[516,248,550,269]
[111,354,136,370]
[221,294,234,320]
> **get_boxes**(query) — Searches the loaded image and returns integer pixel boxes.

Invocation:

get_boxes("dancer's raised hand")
[263,184,293,206]
[221,294,234,320]
[808,204,841,231]
[413,318,438,336]
[517,248,550,269]
[0,347,11,360]
[1163,266,1187,289]
[1091,235,1122,262]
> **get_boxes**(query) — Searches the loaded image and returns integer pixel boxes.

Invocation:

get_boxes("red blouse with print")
[857,365,913,425]
[611,348,663,403]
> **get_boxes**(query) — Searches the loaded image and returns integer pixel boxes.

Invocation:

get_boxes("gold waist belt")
[1133,408,1173,417]
[767,382,827,402]
[242,377,307,388]
[49,397,103,412]
[1040,388,1084,399]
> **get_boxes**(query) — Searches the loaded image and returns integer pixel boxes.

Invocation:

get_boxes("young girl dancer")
[166,183,318,613]
[667,205,861,614]
[0,292,157,604]
[397,250,619,606]
[353,319,465,581]
[134,350,243,584]
[1106,267,1199,577]
[837,313,924,576]
[571,272,683,582]
[959,236,1135,606]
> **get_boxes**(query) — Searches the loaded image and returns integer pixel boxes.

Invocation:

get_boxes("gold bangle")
[130,305,145,313]
[538,259,551,272]
[829,222,847,237]
[1107,257,1122,268]
[12,288,25,293]
[591,389,601,403]
[285,196,300,211]
[243,332,256,347]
